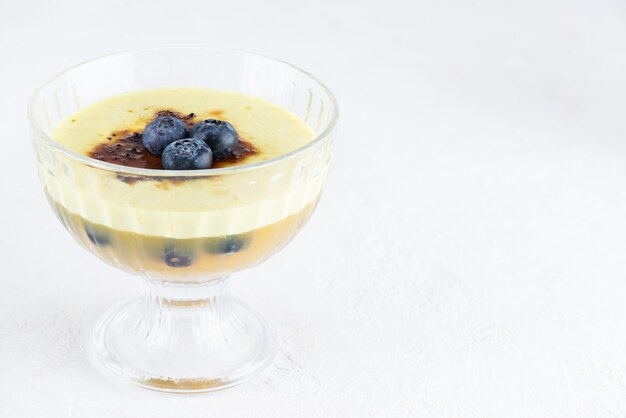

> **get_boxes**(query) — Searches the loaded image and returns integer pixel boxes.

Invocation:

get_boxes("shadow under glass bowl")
[28,47,338,392]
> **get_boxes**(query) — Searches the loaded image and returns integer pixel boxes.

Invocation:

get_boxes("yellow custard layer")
[43,88,323,239]
[53,88,314,165]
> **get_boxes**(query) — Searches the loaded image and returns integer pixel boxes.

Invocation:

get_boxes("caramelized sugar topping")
[88,110,257,170]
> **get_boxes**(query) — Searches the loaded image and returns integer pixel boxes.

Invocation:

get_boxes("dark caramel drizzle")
[155,110,196,126]
[88,110,257,172]
[90,132,162,169]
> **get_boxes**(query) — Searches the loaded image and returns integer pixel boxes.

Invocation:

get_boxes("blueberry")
[85,224,110,246]
[163,245,195,268]
[190,119,238,159]
[206,234,250,255]
[162,138,213,170]
[142,116,188,155]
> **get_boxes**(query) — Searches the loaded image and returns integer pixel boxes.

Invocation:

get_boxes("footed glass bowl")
[28,47,338,392]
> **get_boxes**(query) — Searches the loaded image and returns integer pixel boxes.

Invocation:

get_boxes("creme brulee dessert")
[43,87,322,280]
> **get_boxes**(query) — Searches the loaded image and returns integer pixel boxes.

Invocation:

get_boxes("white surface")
[2,0,626,416]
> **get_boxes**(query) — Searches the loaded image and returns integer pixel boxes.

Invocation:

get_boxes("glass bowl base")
[92,279,275,393]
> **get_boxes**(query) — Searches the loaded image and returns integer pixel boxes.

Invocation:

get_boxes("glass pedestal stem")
[92,277,275,392]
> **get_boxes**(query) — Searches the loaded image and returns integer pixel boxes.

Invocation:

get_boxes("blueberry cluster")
[161,234,251,267]
[142,116,238,170]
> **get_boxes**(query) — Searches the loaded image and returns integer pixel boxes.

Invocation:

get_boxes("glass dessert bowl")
[28,48,337,392]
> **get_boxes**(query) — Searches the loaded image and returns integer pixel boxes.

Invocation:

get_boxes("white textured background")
[2,0,626,416]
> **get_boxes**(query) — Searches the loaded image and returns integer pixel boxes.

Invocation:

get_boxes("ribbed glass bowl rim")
[27,46,339,177]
